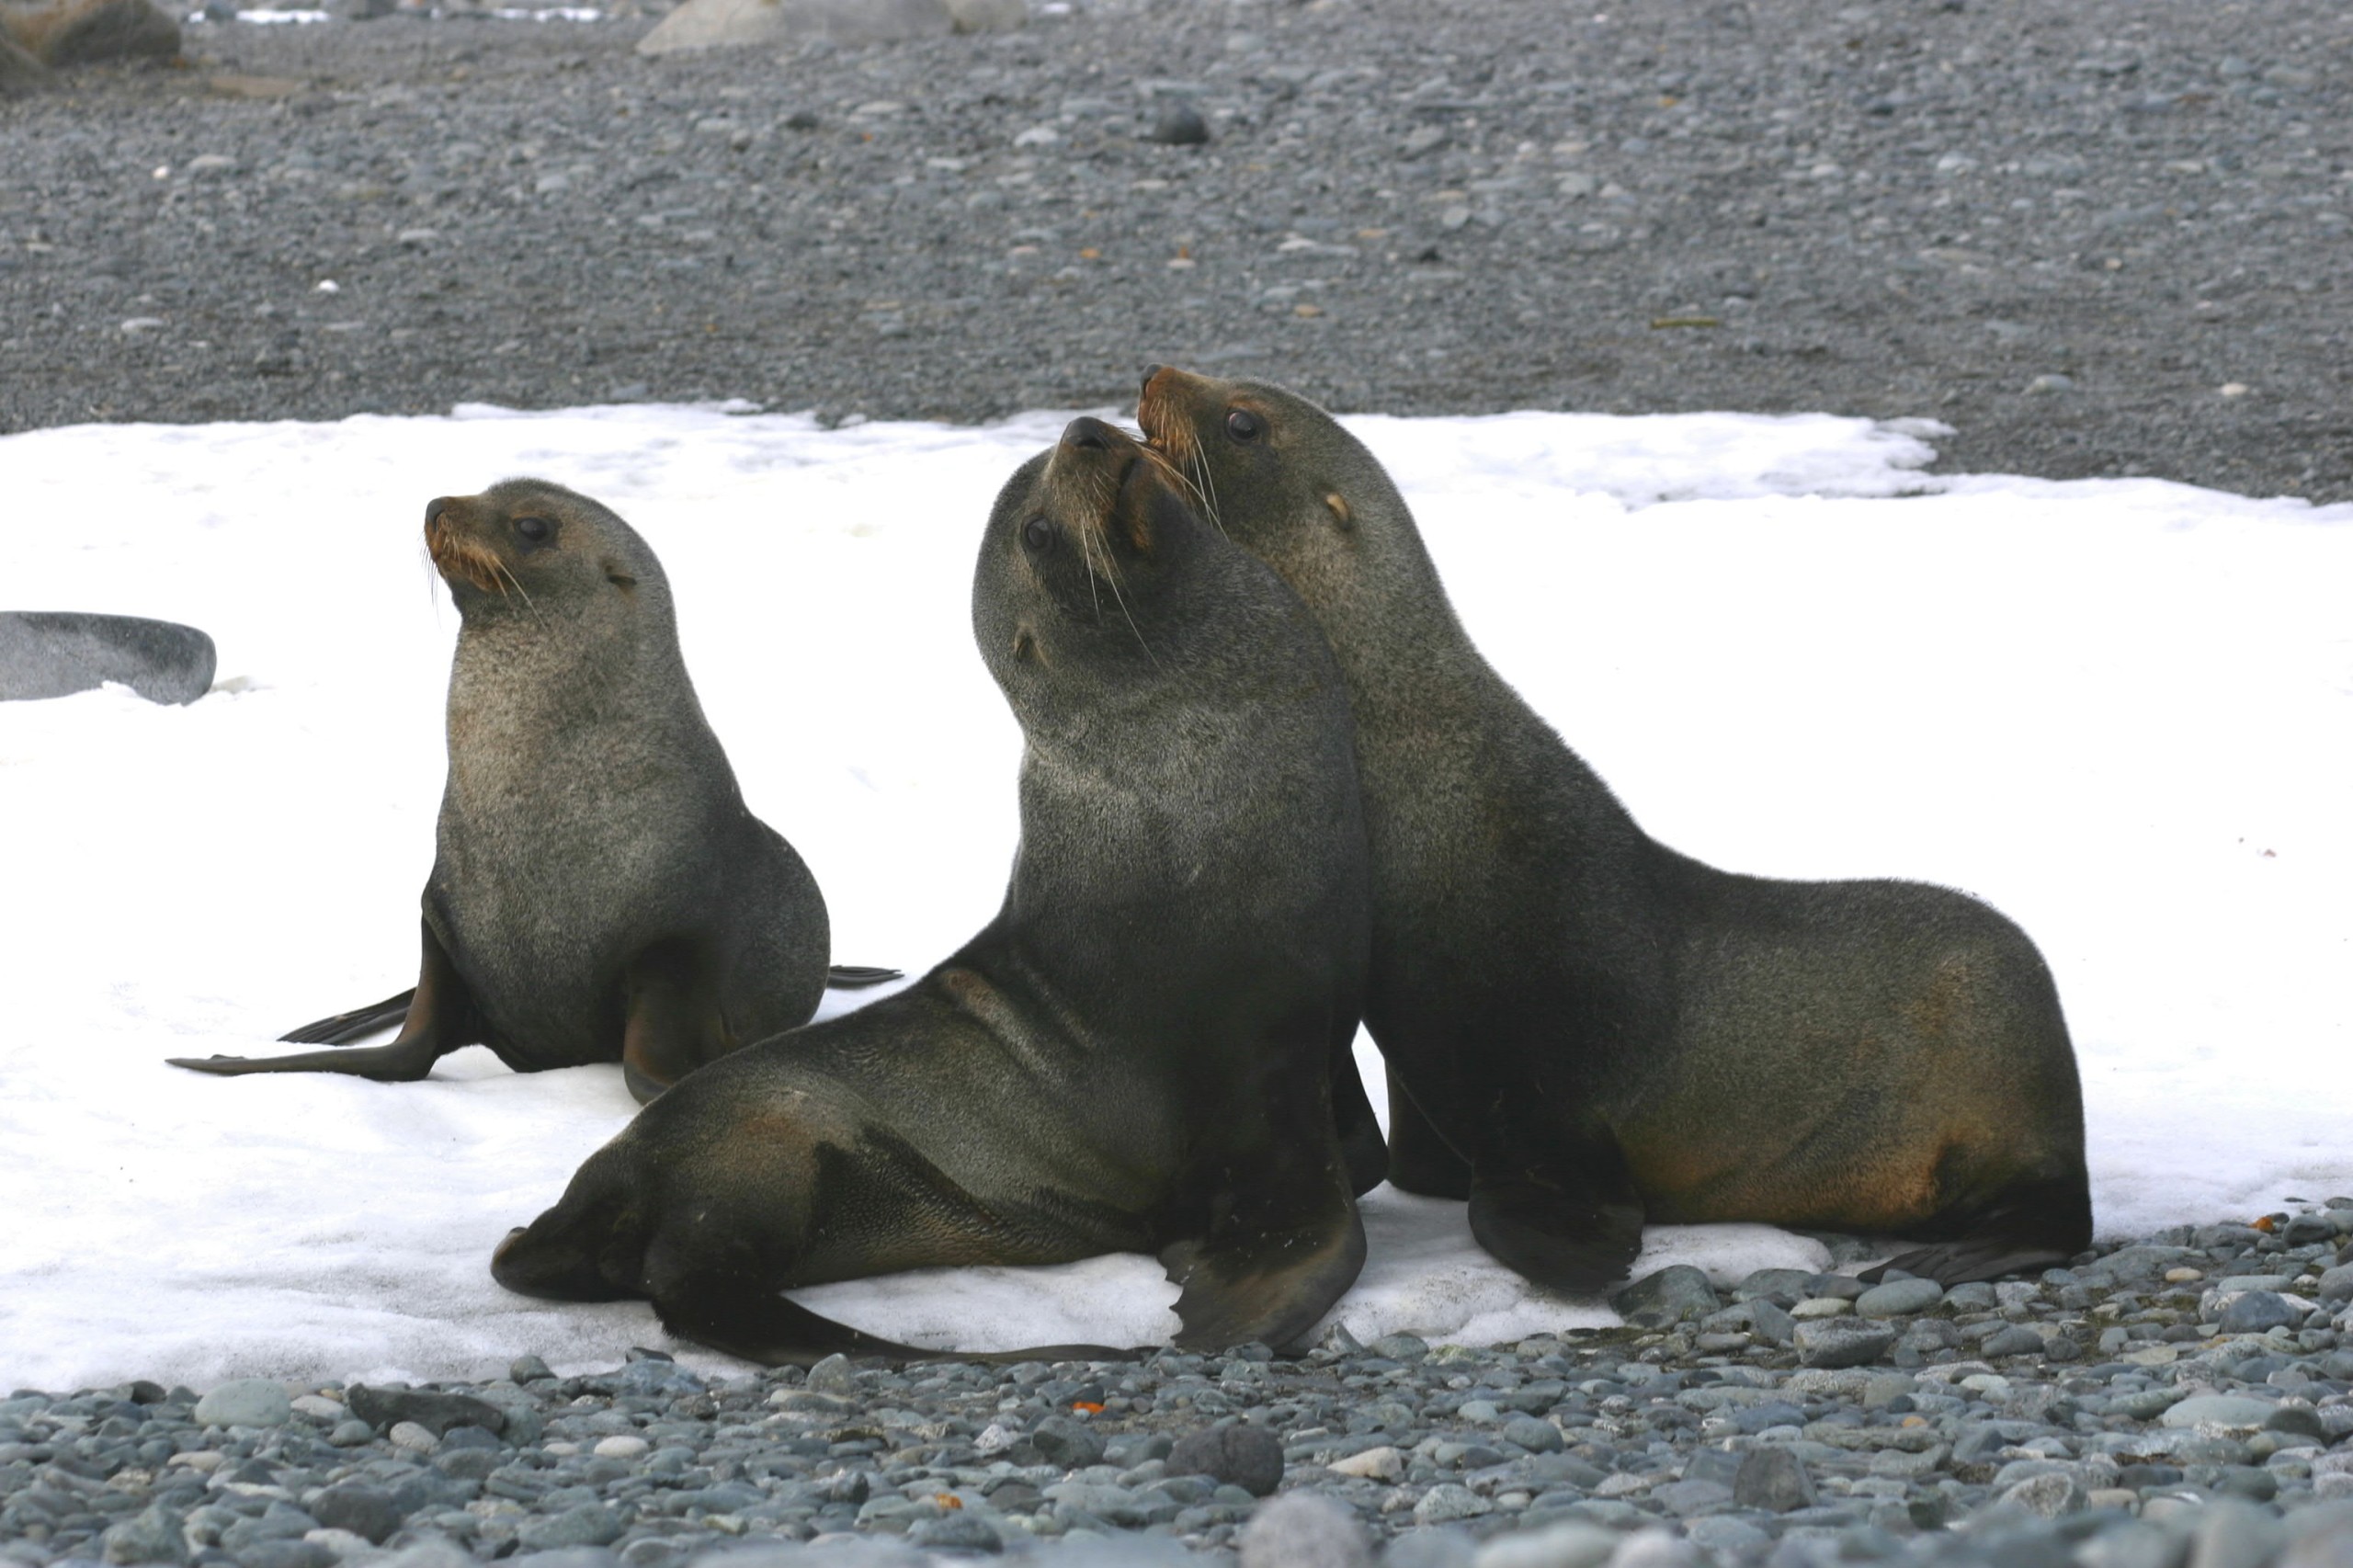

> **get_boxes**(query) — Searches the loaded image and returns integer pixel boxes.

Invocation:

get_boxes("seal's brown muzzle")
[424,495,507,596]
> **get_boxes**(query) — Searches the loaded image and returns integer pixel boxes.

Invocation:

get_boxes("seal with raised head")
[490,418,1375,1363]
[1137,367,2091,1289]
[169,479,876,1101]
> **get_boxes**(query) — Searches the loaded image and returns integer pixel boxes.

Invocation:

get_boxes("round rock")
[1855,1277,1944,1318]
[190,1378,290,1428]
[1169,1422,1284,1496]
[1793,1317,1897,1368]
[1237,1492,1372,1568]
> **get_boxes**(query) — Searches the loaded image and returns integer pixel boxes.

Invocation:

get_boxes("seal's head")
[1134,365,1420,609]
[424,479,670,626]
[973,415,1248,720]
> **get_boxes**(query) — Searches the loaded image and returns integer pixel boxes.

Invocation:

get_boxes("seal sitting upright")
[491,419,1374,1362]
[170,479,870,1101]
[1137,367,2090,1289]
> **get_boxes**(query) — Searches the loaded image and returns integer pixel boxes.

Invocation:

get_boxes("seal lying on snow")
[492,419,1377,1363]
[170,479,887,1101]
[1137,367,2090,1290]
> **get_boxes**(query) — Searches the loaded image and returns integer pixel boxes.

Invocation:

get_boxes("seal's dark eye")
[1022,515,1054,552]
[514,516,554,547]
[1225,408,1263,443]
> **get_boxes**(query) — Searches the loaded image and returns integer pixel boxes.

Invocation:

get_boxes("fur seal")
[1136,367,2091,1289]
[491,418,1375,1363]
[169,479,878,1101]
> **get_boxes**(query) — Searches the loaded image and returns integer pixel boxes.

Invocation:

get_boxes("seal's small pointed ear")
[1324,492,1353,530]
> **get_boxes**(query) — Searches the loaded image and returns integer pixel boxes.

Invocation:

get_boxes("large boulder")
[0,0,179,66]
[637,0,1017,57]
[0,612,216,705]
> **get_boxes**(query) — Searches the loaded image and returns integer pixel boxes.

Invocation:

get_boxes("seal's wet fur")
[492,423,1377,1363]
[1138,368,2089,1290]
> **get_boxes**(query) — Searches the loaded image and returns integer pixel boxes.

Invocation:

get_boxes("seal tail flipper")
[824,965,904,989]
[654,1281,1137,1369]
[278,989,417,1045]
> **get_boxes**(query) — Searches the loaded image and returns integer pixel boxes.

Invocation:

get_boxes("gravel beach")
[6,1213,2353,1567]
[2,0,2349,499]
[6,1,2353,1563]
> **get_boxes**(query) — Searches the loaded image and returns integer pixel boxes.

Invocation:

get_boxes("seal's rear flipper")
[655,1282,1136,1369]
[1857,1176,2092,1286]
[167,1032,449,1082]
[825,965,904,989]
[278,989,417,1045]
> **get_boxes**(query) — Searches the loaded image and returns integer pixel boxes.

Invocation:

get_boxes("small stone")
[805,1353,857,1395]
[1502,1415,1564,1453]
[2266,1403,2328,1439]
[509,1355,554,1382]
[1982,1324,2047,1358]
[1472,1521,1620,1568]
[909,1510,1003,1552]
[309,1485,400,1545]
[1238,1492,1372,1568]
[1794,1318,1897,1368]
[592,1434,649,1460]
[2317,1266,2353,1303]
[1327,1445,1404,1483]
[1790,1297,1853,1319]
[346,1384,506,1437]
[192,1379,290,1428]
[2000,1471,2086,1517]
[1148,102,1210,146]
[1370,1334,1428,1360]
[1733,1448,1816,1512]
[2162,1394,2281,1430]
[1032,1413,1107,1470]
[2220,1290,2303,1334]
[1749,1298,1797,1345]
[1609,1266,1721,1328]
[101,1503,187,1564]
[516,1506,624,1552]
[1170,1422,1283,1496]
[2027,372,2076,394]
[388,1420,438,1452]
[1651,1478,1733,1517]
[1855,1278,1944,1318]
[2189,1500,2285,1568]
[1413,1483,1491,1524]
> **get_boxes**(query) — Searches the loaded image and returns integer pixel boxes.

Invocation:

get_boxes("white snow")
[1,402,2347,1393]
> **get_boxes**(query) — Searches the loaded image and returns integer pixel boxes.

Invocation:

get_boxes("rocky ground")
[1,0,2349,498]
[6,1210,2353,1567]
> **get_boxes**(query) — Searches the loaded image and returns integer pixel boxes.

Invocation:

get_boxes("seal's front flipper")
[1162,1144,1367,1352]
[170,921,470,1082]
[825,965,904,989]
[1383,1067,1473,1199]
[656,1280,1134,1369]
[278,989,417,1045]
[1467,1128,1645,1293]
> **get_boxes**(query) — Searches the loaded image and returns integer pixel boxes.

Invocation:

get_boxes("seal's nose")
[1063,415,1119,451]
[1140,364,1165,398]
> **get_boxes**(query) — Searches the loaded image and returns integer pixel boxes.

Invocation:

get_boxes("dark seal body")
[170,480,831,1099]
[1138,368,2090,1289]
[492,420,1374,1362]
